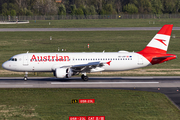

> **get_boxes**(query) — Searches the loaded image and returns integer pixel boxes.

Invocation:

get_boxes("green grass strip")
[0,88,180,120]
[1,19,180,28]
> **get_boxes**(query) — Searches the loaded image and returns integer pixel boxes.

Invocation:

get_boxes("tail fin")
[139,24,173,54]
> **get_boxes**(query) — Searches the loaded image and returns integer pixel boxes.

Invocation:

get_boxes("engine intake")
[55,68,73,78]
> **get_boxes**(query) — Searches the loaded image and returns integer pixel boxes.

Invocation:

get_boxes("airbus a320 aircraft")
[2,24,176,81]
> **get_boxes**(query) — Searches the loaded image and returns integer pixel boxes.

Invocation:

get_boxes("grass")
[0,30,180,77]
[0,18,180,28]
[0,88,180,120]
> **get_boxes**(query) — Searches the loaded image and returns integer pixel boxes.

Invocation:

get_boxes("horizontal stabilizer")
[151,54,176,65]
[152,55,175,60]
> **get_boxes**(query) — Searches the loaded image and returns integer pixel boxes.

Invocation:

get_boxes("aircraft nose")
[2,62,9,70]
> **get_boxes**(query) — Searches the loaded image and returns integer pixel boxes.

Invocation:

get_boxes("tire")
[24,77,27,81]
[83,76,88,81]
[81,75,84,80]
[66,74,69,78]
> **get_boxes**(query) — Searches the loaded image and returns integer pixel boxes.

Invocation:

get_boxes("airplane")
[2,24,176,81]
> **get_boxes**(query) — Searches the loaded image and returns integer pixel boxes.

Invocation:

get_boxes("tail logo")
[155,38,167,46]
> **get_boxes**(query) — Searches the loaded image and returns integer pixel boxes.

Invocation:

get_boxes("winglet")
[106,61,111,66]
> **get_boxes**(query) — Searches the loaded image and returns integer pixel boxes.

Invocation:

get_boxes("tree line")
[0,0,180,16]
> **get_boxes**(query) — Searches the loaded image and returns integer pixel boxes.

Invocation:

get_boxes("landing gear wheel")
[81,75,84,79]
[83,76,88,81]
[24,72,28,81]
[24,77,27,81]
[81,75,88,81]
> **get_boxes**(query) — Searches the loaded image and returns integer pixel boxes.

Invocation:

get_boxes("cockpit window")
[9,58,17,61]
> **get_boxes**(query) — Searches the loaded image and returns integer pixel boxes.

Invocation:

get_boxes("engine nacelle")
[55,68,73,78]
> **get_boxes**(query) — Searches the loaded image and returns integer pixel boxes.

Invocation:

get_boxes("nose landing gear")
[24,72,28,81]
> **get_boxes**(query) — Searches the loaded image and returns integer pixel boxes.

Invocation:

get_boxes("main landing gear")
[24,72,28,81]
[81,74,88,81]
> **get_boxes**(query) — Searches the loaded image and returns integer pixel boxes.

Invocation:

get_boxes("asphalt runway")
[0,76,180,88]
[0,76,179,109]
[0,27,180,31]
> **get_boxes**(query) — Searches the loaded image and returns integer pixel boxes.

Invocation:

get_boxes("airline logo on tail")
[138,24,173,54]
[137,24,176,65]
[154,38,167,46]
[147,34,170,52]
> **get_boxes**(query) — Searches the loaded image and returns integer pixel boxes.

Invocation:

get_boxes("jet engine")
[55,68,73,78]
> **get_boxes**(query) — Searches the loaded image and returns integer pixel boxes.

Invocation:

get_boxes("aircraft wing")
[60,61,107,72]
[72,62,101,68]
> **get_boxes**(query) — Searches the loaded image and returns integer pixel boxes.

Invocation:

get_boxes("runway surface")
[0,76,180,88]
[0,27,180,31]
[0,76,180,109]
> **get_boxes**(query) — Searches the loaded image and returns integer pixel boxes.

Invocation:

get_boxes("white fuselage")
[2,52,151,72]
